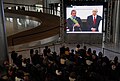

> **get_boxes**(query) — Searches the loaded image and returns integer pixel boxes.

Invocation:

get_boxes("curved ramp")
[5,9,60,46]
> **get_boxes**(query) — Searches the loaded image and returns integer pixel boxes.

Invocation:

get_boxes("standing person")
[11,51,18,64]
[49,3,54,14]
[43,46,51,57]
[87,9,102,32]
[32,50,40,65]
[30,49,34,64]
[75,44,81,54]
[67,10,82,31]
[54,3,59,15]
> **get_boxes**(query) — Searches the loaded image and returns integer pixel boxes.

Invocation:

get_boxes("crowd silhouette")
[0,44,120,81]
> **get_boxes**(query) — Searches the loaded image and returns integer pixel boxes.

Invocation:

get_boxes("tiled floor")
[8,43,120,64]
[45,43,120,62]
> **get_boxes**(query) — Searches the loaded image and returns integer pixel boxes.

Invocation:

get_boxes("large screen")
[66,5,103,33]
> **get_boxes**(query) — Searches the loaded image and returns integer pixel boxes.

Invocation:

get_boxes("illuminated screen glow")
[66,5,103,33]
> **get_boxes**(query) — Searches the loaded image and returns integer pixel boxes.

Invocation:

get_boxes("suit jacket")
[87,15,102,31]
[67,17,82,31]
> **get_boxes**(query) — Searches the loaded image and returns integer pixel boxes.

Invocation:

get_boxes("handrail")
[3,2,60,16]
[13,26,60,39]
[103,48,120,55]
[8,25,61,54]
[4,2,60,9]
[5,2,61,53]
[4,2,51,11]
[4,2,34,6]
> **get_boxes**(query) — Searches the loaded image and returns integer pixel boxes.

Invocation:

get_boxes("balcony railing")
[3,2,61,16]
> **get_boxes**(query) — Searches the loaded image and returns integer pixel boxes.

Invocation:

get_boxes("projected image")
[66,5,103,33]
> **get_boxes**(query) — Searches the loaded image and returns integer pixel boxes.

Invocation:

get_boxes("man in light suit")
[67,10,82,31]
[87,9,102,32]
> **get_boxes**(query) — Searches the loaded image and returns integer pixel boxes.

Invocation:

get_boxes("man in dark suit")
[67,10,82,31]
[87,9,102,32]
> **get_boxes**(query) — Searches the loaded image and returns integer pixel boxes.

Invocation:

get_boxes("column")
[0,0,8,65]
[43,0,50,14]
[112,0,117,43]
[114,0,120,45]
[13,18,18,33]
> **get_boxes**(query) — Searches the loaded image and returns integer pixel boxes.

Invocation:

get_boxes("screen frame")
[64,2,106,34]
[65,5,104,34]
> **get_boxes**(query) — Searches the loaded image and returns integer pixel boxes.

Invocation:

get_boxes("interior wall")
[48,0,60,3]
[4,0,43,5]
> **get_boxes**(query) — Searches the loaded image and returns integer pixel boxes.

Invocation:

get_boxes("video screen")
[66,5,103,33]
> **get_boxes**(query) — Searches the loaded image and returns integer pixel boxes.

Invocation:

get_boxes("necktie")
[93,16,96,25]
